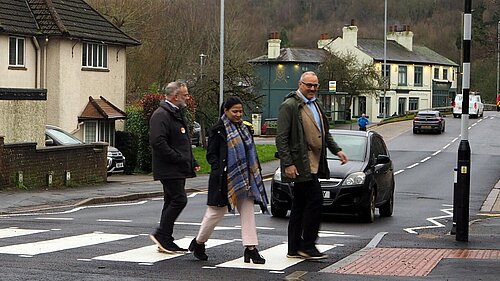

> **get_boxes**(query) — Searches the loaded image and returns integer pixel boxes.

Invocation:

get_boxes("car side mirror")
[376,155,390,164]
[274,151,280,159]
[45,139,54,146]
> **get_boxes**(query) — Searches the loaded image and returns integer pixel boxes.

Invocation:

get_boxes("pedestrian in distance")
[276,71,348,260]
[189,96,268,264]
[358,113,369,131]
[149,81,201,254]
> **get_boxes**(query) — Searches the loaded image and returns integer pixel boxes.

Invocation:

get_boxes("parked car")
[191,121,201,146]
[261,118,277,135]
[271,129,395,222]
[412,110,445,134]
[452,93,484,118]
[45,125,125,176]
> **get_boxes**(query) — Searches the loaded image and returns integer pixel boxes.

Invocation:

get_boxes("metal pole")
[199,53,206,80]
[383,0,387,118]
[496,20,499,98]
[219,0,224,110]
[455,0,472,242]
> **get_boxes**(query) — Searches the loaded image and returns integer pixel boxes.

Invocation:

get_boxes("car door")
[370,135,392,202]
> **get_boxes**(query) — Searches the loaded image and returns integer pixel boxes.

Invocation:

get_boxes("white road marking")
[93,237,232,263]
[403,206,453,234]
[0,232,136,256]
[420,157,431,163]
[96,219,132,223]
[35,217,73,221]
[394,169,404,175]
[0,228,50,239]
[442,143,451,150]
[432,150,441,156]
[406,163,419,169]
[451,137,458,142]
[216,243,339,271]
[318,230,356,238]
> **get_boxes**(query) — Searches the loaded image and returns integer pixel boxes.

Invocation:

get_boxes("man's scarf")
[222,114,268,213]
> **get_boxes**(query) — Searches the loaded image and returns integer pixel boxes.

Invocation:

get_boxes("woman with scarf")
[189,96,268,264]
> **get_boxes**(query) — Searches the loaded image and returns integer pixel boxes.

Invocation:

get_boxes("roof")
[357,39,457,66]
[0,0,140,46]
[248,48,327,63]
[78,96,127,121]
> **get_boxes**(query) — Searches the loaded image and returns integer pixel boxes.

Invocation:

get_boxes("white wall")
[0,35,37,87]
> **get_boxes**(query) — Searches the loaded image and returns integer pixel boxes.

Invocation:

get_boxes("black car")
[413,110,445,134]
[45,125,125,176]
[191,121,201,146]
[271,129,395,222]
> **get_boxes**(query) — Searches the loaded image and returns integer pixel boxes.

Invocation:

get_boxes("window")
[443,69,448,80]
[84,121,98,143]
[358,96,366,117]
[82,42,108,68]
[398,97,407,115]
[378,96,390,117]
[398,65,407,86]
[381,64,390,88]
[414,66,423,86]
[84,120,116,146]
[434,68,439,79]
[9,37,25,66]
[409,97,419,111]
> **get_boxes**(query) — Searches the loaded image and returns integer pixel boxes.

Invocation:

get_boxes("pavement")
[0,120,499,280]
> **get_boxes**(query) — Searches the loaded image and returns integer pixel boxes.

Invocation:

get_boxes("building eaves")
[0,0,39,35]
[357,39,458,66]
[249,48,327,63]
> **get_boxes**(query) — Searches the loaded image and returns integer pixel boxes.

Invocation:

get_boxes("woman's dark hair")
[220,96,242,116]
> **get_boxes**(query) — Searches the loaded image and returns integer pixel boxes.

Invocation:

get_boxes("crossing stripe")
[0,228,50,239]
[217,243,339,271]
[93,237,233,263]
[0,232,137,256]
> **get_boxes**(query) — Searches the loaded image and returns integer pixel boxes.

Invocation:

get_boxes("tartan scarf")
[222,114,268,213]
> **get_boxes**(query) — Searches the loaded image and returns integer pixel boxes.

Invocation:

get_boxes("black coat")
[149,101,197,180]
[206,120,229,207]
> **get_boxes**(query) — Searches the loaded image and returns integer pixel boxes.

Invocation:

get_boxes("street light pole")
[219,0,224,110]
[199,53,207,80]
[383,0,387,118]
[496,20,499,98]
[455,0,472,242]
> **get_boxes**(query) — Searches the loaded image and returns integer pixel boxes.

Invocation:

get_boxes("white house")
[318,22,459,121]
[0,0,140,146]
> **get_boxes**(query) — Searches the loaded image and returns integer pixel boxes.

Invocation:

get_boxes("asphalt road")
[0,112,499,280]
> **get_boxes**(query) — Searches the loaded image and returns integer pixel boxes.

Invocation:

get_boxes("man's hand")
[194,166,201,172]
[284,165,299,179]
[336,151,348,165]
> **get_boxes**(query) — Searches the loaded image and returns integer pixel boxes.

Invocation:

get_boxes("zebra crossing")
[0,227,345,271]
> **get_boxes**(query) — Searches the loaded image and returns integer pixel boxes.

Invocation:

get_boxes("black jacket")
[205,119,229,207]
[149,101,197,180]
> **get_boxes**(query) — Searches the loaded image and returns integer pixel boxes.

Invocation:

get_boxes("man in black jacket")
[149,81,200,253]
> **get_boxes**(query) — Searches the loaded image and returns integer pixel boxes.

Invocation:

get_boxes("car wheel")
[360,188,375,223]
[379,192,394,217]
[453,114,459,118]
[413,128,418,134]
[271,202,288,218]
[441,125,445,132]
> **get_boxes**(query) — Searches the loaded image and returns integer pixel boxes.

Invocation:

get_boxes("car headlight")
[273,168,281,182]
[342,172,366,186]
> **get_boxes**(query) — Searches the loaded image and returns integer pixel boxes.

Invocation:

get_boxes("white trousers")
[196,197,258,246]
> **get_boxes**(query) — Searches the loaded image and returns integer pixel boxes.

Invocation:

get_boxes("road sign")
[329,81,337,93]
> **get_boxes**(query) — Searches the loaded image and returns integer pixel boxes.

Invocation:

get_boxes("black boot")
[188,238,208,261]
[244,247,265,264]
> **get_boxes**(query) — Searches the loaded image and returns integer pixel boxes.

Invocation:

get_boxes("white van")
[452,94,484,118]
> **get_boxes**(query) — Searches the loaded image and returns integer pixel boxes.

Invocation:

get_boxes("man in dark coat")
[276,71,348,260]
[149,81,200,254]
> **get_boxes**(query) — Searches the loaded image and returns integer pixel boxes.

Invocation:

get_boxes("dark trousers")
[359,127,367,131]
[157,179,187,242]
[288,175,322,253]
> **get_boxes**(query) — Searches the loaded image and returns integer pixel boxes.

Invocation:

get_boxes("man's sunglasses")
[300,81,320,88]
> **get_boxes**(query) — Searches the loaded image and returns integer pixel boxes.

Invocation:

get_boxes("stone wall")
[0,136,107,189]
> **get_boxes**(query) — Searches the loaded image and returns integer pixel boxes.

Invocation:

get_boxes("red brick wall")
[0,136,107,189]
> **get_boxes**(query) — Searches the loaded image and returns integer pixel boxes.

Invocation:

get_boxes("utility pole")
[383,0,387,118]
[496,20,499,99]
[455,0,472,242]
[219,0,224,110]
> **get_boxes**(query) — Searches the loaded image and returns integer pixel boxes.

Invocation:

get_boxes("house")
[248,32,328,119]
[0,0,140,146]
[318,22,459,121]
[250,23,458,122]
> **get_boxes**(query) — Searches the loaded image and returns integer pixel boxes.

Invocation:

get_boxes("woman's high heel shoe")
[244,247,266,264]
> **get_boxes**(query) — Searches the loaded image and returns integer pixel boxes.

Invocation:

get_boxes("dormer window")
[9,37,25,67]
[82,42,108,69]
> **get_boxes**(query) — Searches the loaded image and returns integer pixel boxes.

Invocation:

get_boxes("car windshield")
[327,134,366,162]
[417,113,438,117]
[47,128,82,144]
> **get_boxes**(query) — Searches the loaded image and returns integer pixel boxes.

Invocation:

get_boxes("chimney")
[342,19,358,46]
[317,33,333,49]
[267,32,281,59]
[387,23,413,51]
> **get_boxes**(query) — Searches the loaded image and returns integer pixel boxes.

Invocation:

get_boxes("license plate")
[421,125,431,129]
[116,162,124,168]
[323,191,330,199]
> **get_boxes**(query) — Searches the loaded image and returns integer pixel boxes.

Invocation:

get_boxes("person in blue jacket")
[358,113,369,131]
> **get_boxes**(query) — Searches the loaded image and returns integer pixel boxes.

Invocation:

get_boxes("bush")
[115,131,138,174]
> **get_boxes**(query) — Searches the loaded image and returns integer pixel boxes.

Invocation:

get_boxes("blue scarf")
[222,114,268,213]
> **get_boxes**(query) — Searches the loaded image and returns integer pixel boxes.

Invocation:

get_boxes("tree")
[317,52,380,112]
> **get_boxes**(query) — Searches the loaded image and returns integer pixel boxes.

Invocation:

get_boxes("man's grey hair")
[300,71,317,81]
[163,80,187,97]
